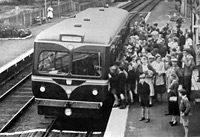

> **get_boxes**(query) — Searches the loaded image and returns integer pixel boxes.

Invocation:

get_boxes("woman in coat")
[168,73,179,126]
[152,54,166,102]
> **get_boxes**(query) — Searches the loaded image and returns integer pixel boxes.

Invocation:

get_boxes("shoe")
[145,119,150,123]
[113,104,119,108]
[171,121,178,126]
[119,104,126,109]
[149,104,153,107]
[119,99,126,109]
[139,117,145,121]
[169,121,173,124]
[165,113,171,116]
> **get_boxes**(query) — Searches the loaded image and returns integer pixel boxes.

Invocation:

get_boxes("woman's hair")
[179,89,187,96]
[170,73,178,80]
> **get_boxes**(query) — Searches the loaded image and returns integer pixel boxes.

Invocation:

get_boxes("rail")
[0,73,32,100]
[0,73,34,132]
[42,118,58,137]
[0,96,34,132]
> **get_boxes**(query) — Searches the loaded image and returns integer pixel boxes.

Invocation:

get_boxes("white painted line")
[145,12,151,23]
[0,34,32,40]
[0,48,33,74]
[0,129,45,135]
[104,107,128,137]
[52,130,87,133]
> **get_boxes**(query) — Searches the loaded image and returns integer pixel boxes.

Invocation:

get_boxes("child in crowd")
[179,89,191,137]
[109,65,120,107]
[138,73,151,123]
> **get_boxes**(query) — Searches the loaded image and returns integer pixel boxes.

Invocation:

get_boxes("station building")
[180,0,200,47]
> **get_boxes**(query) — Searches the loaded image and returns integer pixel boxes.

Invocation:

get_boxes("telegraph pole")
[58,0,60,17]
[44,0,47,17]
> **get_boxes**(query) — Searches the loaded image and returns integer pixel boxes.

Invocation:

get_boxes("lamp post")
[190,0,193,36]
[58,0,60,17]
[191,0,200,49]
[44,0,47,17]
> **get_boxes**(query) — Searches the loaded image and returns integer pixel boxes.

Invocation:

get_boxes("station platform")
[0,17,65,68]
[146,0,190,31]
[104,1,200,137]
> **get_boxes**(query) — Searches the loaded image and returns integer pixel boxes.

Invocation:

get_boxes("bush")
[0,24,31,38]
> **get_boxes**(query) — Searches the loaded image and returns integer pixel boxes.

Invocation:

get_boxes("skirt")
[154,85,166,94]
[169,101,180,116]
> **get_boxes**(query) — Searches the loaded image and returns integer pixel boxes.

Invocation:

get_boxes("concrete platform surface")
[147,1,190,32]
[124,102,200,137]
[0,17,65,67]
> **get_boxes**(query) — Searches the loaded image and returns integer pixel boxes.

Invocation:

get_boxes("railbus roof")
[35,7,129,45]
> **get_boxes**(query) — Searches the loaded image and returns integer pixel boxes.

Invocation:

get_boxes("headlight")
[66,79,72,85]
[65,108,72,116]
[67,44,74,50]
[66,89,72,94]
[40,86,46,92]
[92,89,98,96]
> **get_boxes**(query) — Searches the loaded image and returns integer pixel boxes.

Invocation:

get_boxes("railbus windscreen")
[71,52,102,76]
[38,51,70,74]
[37,51,102,76]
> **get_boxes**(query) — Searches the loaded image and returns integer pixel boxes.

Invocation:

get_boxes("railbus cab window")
[71,52,102,76]
[38,51,70,74]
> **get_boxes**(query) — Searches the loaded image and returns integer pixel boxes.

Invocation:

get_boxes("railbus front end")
[32,7,130,119]
[33,43,113,118]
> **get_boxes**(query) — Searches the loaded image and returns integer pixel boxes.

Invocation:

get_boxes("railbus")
[32,6,130,119]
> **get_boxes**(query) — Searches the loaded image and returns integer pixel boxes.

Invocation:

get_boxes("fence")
[0,0,113,27]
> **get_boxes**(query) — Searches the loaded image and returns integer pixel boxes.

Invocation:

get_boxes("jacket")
[179,96,191,116]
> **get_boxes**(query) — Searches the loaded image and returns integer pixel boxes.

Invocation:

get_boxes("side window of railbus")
[121,26,129,44]
[38,51,70,74]
[71,52,102,76]
[110,38,119,65]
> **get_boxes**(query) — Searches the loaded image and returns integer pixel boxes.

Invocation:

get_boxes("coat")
[168,79,179,115]
[138,63,156,96]
[117,71,126,94]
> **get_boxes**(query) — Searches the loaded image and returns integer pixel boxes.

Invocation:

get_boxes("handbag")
[169,96,178,102]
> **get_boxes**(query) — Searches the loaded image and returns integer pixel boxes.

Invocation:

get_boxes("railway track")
[130,0,161,20]
[40,118,104,137]
[0,65,34,132]
[120,0,161,26]
[120,0,146,11]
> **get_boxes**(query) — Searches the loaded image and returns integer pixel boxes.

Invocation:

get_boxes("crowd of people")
[108,15,193,136]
